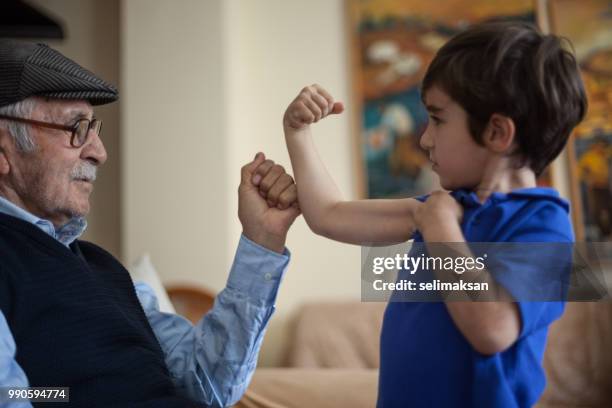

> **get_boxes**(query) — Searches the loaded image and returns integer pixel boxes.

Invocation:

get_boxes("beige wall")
[122,0,360,366]
[28,0,122,258]
[121,0,231,293]
[224,0,363,366]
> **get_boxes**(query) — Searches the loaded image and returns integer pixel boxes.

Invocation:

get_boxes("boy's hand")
[283,84,344,130]
[414,191,463,236]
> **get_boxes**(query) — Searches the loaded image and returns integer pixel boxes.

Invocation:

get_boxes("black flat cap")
[0,39,118,108]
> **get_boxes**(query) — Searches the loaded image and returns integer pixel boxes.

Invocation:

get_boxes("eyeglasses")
[0,114,102,148]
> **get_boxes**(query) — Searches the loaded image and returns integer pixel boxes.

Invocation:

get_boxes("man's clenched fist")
[238,153,300,253]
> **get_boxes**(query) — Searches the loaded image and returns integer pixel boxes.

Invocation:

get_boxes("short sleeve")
[516,301,564,339]
[497,201,573,339]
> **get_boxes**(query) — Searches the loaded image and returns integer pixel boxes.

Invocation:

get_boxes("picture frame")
[549,0,612,241]
[346,0,539,199]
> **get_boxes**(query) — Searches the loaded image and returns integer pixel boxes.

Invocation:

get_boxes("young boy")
[261,22,586,407]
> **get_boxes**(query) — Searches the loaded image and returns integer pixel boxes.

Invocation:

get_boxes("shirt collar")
[0,195,87,246]
[451,187,567,210]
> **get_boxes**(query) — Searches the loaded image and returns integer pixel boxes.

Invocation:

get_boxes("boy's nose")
[420,126,433,150]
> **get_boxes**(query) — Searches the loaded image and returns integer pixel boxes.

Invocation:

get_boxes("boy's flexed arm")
[280,84,420,245]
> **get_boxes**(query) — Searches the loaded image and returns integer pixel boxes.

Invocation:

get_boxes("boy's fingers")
[312,84,335,110]
[311,84,344,115]
[252,159,276,186]
[289,100,315,126]
[290,109,313,127]
[330,101,344,115]
[241,152,266,184]
[301,97,323,122]
[312,93,330,116]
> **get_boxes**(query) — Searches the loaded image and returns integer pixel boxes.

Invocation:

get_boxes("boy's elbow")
[470,322,520,356]
[301,207,336,237]
[305,217,330,237]
[471,334,515,356]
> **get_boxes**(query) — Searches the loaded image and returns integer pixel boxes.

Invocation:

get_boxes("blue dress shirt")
[0,196,289,407]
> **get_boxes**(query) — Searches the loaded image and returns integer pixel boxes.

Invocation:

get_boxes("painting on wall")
[346,0,536,198]
[550,0,612,241]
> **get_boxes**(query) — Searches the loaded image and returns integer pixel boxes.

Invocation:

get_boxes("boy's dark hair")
[422,22,587,176]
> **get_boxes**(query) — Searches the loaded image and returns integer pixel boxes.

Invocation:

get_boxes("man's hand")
[414,191,463,240]
[239,152,301,253]
[283,84,344,131]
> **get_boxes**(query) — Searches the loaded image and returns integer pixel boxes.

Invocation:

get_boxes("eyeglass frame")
[0,114,102,148]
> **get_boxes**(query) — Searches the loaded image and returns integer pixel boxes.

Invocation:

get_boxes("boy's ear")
[483,113,515,154]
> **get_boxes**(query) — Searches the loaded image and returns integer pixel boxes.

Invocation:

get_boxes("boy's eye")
[429,115,442,125]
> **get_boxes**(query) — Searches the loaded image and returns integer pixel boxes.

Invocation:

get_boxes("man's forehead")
[35,97,93,119]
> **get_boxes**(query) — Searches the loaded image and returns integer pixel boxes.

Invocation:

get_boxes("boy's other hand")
[414,191,463,234]
[283,84,344,130]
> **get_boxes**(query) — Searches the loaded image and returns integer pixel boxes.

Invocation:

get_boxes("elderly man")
[0,40,299,407]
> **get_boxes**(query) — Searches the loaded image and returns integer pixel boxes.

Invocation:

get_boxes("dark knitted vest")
[0,213,205,407]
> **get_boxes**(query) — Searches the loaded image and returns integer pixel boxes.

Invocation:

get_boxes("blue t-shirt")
[377,187,573,408]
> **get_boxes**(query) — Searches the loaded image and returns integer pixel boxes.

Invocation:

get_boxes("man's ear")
[482,113,516,154]
[0,130,12,176]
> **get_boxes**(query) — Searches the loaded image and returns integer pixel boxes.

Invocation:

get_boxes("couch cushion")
[537,302,612,407]
[235,368,378,408]
[285,302,385,368]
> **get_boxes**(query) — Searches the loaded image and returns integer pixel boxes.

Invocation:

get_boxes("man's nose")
[80,130,107,166]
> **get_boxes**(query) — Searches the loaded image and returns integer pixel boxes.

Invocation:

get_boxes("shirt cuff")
[225,234,290,306]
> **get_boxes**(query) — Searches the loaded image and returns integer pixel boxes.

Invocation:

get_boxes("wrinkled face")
[419,86,489,191]
[3,98,107,226]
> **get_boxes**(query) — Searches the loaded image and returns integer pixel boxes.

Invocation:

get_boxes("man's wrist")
[242,229,286,254]
[227,234,290,306]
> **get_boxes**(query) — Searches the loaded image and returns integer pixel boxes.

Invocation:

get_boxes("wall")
[224,0,361,366]
[121,0,232,293]
[122,0,359,366]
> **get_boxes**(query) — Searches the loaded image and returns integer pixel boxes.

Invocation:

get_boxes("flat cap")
[0,39,118,108]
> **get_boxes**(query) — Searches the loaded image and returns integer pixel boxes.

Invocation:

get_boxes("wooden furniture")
[166,285,216,324]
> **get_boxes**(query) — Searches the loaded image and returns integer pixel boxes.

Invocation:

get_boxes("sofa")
[235,301,612,407]
[128,253,612,407]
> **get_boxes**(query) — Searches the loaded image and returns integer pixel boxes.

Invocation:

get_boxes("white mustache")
[71,162,97,182]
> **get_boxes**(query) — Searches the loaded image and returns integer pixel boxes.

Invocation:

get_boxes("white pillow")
[128,253,176,313]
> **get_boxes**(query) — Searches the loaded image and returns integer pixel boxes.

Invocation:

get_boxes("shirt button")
[264,272,272,281]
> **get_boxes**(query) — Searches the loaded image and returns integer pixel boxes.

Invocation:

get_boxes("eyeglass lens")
[73,119,102,147]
